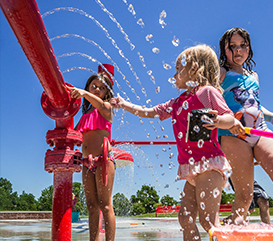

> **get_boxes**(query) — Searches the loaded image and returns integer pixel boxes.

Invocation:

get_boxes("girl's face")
[174,56,190,89]
[225,33,249,68]
[88,78,108,99]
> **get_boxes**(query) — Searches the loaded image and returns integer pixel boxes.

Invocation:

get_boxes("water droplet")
[147,70,152,75]
[182,101,189,110]
[188,150,192,154]
[193,125,200,133]
[169,166,172,170]
[169,153,174,159]
[142,88,146,94]
[188,157,195,165]
[166,107,173,113]
[189,216,193,223]
[160,163,163,167]
[168,77,176,84]
[213,188,220,198]
[200,191,205,199]
[145,34,153,42]
[140,119,144,124]
[161,172,165,176]
[200,202,205,210]
[155,86,160,93]
[163,135,168,138]
[186,81,199,87]
[177,106,183,115]
[137,18,145,28]
[172,119,177,124]
[181,54,187,66]
[159,10,167,28]
[201,156,206,162]
[163,63,171,70]
[128,4,136,15]
[205,216,210,221]
[146,133,150,138]
[164,184,169,188]
[175,175,180,182]
[146,99,151,104]
[154,114,159,118]
[197,139,204,148]
[162,148,167,152]
[156,153,159,158]
[152,47,160,54]
[180,191,185,199]
[201,114,214,125]
[138,53,146,67]
[178,132,183,139]
[172,36,180,47]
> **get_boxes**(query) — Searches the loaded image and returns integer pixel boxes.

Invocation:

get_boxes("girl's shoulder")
[220,67,227,83]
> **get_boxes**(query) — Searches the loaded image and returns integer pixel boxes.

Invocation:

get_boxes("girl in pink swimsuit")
[67,64,115,241]
[111,45,244,241]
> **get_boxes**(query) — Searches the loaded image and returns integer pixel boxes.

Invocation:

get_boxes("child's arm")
[67,85,112,121]
[261,106,273,124]
[203,110,245,135]
[111,93,158,118]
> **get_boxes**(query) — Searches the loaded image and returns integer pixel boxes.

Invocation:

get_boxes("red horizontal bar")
[111,139,176,146]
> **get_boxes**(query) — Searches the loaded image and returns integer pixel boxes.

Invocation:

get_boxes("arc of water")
[51,34,139,100]
[44,7,168,140]
[94,0,135,51]
[42,7,147,97]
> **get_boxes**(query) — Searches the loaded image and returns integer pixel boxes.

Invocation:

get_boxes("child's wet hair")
[82,73,113,114]
[178,44,223,93]
[219,27,255,72]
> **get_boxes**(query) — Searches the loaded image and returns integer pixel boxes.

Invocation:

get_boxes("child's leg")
[254,136,273,181]
[221,136,254,223]
[82,166,100,241]
[195,170,225,232]
[178,181,199,241]
[96,161,116,241]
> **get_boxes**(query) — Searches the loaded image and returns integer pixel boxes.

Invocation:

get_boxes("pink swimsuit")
[154,86,232,185]
[77,108,114,174]
[77,108,112,139]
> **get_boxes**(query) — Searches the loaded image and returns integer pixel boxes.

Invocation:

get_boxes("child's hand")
[229,119,245,135]
[66,85,86,99]
[202,110,219,130]
[110,93,125,108]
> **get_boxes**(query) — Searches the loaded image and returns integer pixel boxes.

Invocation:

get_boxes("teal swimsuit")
[218,70,267,147]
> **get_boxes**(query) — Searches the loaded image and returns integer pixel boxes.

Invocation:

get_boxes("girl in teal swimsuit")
[218,27,273,224]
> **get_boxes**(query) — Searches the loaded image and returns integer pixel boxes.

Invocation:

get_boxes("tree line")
[1,177,272,216]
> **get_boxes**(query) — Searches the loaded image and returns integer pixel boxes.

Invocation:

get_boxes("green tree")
[113,193,132,216]
[160,194,178,206]
[72,182,86,215]
[0,177,18,210]
[16,191,37,211]
[131,185,159,213]
[221,190,235,204]
[131,202,145,215]
[37,185,53,211]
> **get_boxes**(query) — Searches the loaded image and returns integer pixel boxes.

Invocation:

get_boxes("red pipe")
[0,0,69,109]
[52,171,73,240]
[111,139,176,146]
[0,1,82,241]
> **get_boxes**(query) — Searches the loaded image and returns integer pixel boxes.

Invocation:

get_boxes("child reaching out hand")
[111,44,244,240]
[67,64,116,241]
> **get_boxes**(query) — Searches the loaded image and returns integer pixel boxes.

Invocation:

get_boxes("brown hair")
[82,73,113,114]
[219,27,255,72]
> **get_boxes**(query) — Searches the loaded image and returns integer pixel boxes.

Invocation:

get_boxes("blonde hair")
[178,44,223,94]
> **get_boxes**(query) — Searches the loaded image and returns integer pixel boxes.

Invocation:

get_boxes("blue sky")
[1,0,273,202]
